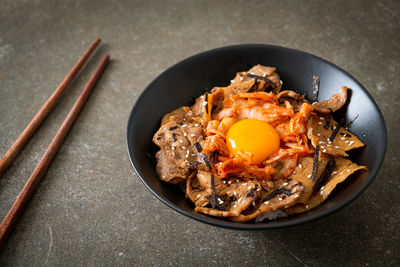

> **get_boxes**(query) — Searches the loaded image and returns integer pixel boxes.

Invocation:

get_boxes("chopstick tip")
[103,54,110,61]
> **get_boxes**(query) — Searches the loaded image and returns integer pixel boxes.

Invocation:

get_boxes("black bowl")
[127,44,387,229]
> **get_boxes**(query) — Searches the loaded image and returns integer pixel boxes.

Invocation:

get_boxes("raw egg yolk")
[226,119,280,165]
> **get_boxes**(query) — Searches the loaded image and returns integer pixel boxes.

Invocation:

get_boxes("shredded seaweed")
[246,73,276,89]
[259,184,301,205]
[313,157,336,193]
[206,194,227,210]
[210,174,216,208]
[194,142,202,153]
[247,79,259,93]
[311,145,320,181]
[344,114,359,129]
[172,133,177,142]
[329,124,342,142]
[187,161,201,168]
[246,185,258,198]
[329,115,358,142]
[194,142,212,170]
[340,132,351,137]
[200,154,212,170]
[312,76,320,102]
[177,122,183,126]
[169,126,178,130]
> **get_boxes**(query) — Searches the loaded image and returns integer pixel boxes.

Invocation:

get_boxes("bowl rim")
[126,44,387,229]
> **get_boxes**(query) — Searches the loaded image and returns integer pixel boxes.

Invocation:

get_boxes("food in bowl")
[152,64,366,222]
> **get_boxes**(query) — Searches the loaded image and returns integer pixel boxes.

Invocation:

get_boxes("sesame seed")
[278,197,282,201]
[299,164,302,169]
[250,72,255,75]
[238,198,242,202]
[248,186,252,189]
[322,149,327,153]
[179,140,183,143]
[197,194,201,198]
[306,205,309,209]
[190,134,196,137]
[243,183,247,186]
[223,180,226,184]
[335,146,340,148]
[320,186,324,190]
[233,204,237,208]
[317,133,321,136]
[264,201,269,204]
[348,141,355,146]
[293,194,299,198]
[171,147,175,150]
[194,124,199,127]
[185,154,188,158]
[327,144,332,147]
[341,137,346,140]
[283,182,288,186]
[319,141,324,144]
[182,124,187,127]
[230,79,234,83]
[191,154,196,156]
[228,181,232,184]
[280,80,283,85]
[218,199,224,204]
[318,122,322,125]
[328,140,332,144]
[320,117,324,120]
[182,146,186,149]
[183,133,187,137]
[307,174,312,178]
[320,191,324,195]
[202,101,208,106]
[332,171,338,175]
[240,77,244,81]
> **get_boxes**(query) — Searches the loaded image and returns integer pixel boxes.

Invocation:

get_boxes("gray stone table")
[0,0,399,266]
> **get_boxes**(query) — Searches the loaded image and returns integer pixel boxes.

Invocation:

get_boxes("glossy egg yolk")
[226,119,280,165]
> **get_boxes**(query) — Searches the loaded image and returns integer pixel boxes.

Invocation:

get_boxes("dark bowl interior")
[127,44,387,229]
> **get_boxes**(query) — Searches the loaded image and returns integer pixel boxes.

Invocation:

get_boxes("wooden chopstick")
[0,38,101,177]
[0,54,110,250]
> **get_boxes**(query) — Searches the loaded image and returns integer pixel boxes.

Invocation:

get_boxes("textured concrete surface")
[0,0,399,266]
